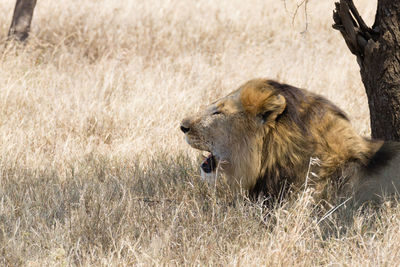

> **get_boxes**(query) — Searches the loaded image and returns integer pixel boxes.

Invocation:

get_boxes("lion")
[180,79,400,205]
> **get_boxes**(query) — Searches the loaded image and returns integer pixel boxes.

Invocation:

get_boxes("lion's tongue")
[201,153,216,173]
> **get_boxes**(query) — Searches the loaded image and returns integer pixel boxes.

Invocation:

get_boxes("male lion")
[180,79,400,205]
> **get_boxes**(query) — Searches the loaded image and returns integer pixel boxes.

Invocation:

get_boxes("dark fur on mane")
[365,141,400,174]
[266,80,309,133]
[250,80,352,200]
[267,80,349,127]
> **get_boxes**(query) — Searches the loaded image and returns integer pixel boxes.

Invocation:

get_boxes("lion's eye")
[212,111,222,115]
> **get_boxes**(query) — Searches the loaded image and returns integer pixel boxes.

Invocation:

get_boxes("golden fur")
[181,79,400,205]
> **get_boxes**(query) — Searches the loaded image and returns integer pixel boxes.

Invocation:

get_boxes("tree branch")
[332,0,378,66]
[346,0,370,34]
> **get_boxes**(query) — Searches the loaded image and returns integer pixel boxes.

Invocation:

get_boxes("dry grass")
[1,0,399,265]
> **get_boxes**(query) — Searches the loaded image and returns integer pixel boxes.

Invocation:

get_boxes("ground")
[1,0,400,265]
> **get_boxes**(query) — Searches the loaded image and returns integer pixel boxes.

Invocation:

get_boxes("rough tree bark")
[333,0,400,141]
[8,0,37,42]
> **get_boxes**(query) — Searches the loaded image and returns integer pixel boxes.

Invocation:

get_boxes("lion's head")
[181,79,378,199]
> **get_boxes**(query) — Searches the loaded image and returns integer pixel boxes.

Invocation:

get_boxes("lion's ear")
[258,94,286,124]
[240,85,286,124]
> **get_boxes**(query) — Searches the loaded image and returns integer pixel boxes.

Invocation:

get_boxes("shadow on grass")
[0,153,398,265]
[0,153,253,265]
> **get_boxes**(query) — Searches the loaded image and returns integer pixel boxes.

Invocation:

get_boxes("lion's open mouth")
[201,153,217,173]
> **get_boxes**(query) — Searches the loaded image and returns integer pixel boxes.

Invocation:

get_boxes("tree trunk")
[333,0,400,141]
[8,0,37,42]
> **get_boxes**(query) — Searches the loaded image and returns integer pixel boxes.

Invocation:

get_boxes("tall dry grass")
[2,0,399,265]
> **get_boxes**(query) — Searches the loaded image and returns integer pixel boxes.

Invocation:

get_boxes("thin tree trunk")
[8,0,37,42]
[333,0,400,141]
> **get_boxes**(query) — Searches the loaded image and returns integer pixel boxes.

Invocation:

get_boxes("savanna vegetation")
[1,0,400,265]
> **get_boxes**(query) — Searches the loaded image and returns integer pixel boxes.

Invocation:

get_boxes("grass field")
[2,0,400,265]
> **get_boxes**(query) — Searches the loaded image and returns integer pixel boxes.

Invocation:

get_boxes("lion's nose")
[180,120,191,133]
[180,125,190,133]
